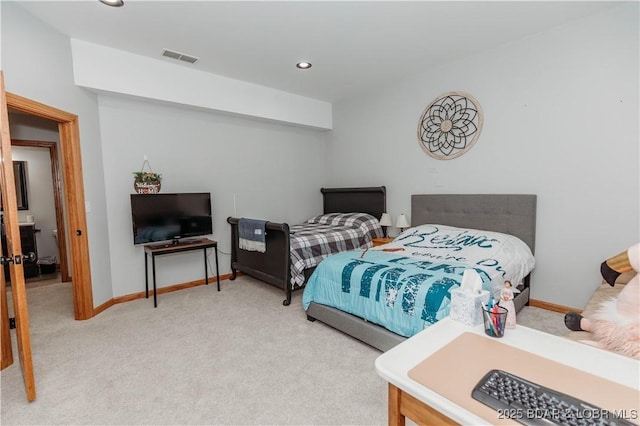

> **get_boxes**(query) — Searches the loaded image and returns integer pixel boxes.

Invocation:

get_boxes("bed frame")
[306,193,537,351]
[227,186,386,306]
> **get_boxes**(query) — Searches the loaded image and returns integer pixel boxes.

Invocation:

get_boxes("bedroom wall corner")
[325,2,639,310]
[98,95,328,298]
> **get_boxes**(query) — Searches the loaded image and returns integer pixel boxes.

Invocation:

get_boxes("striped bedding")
[289,213,383,287]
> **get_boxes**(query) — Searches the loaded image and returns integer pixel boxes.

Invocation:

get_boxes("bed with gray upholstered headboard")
[304,194,537,351]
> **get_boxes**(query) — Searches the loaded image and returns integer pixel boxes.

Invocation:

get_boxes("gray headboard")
[411,194,537,253]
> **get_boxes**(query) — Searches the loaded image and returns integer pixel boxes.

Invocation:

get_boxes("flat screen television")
[130,192,212,245]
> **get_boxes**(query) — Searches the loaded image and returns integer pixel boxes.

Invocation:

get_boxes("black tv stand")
[144,238,220,307]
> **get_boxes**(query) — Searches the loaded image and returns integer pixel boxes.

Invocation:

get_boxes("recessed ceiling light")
[296,62,312,70]
[99,0,124,7]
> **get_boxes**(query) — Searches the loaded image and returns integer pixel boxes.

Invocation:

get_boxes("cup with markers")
[482,298,508,338]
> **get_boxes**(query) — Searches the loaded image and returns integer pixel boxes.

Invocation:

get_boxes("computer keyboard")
[471,369,635,426]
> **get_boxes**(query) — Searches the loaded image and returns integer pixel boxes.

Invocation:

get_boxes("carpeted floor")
[1,276,569,425]
[514,302,568,337]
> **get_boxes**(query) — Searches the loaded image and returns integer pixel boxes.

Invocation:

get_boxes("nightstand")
[372,237,394,247]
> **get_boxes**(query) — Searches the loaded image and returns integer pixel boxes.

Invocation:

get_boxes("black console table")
[144,238,219,307]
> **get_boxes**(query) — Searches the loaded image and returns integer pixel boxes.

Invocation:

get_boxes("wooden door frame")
[11,139,71,283]
[7,93,93,320]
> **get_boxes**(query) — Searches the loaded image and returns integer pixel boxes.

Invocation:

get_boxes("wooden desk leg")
[388,382,459,426]
[388,383,405,426]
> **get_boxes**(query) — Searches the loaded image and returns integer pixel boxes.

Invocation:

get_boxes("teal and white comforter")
[302,224,535,337]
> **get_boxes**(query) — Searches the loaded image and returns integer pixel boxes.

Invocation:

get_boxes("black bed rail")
[227,217,293,305]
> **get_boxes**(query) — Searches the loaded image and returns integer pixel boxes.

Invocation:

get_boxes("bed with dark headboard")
[227,186,386,305]
[305,193,537,351]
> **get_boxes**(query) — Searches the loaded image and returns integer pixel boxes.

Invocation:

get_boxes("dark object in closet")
[2,223,39,281]
[38,256,57,275]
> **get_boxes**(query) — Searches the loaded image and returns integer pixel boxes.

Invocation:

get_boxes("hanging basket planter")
[133,160,162,194]
[134,180,161,194]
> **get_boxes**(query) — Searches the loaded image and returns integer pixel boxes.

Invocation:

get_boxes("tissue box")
[449,288,490,326]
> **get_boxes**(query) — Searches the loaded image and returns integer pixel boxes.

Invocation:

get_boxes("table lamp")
[379,213,392,237]
[396,214,410,233]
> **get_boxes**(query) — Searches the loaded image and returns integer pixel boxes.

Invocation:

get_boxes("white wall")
[9,115,60,262]
[326,3,639,309]
[10,147,58,261]
[98,95,327,297]
[2,3,114,306]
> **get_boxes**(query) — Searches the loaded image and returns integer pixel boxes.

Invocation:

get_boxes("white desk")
[375,317,640,425]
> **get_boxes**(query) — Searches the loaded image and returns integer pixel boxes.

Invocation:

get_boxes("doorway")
[9,139,71,285]
[6,92,93,320]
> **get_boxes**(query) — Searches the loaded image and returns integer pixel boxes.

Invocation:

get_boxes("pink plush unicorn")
[564,243,640,359]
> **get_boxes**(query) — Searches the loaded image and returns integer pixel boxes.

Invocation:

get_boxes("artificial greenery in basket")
[133,160,162,194]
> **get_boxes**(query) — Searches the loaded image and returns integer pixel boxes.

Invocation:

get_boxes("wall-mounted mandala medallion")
[417,91,483,160]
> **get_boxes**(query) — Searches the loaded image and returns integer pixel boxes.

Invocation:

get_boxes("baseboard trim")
[529,298,578,314]
[93,298,116,317]
[95,276,574,318]
[93,272,236,316]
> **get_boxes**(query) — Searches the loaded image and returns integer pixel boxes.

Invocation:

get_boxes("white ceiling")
[15,1,621,103]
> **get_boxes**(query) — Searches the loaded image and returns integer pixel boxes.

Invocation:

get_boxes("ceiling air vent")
[161,49,199,64]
